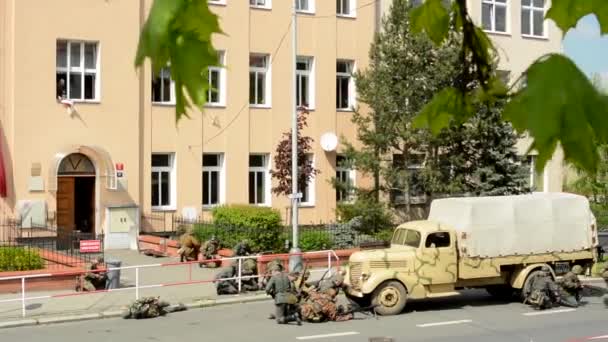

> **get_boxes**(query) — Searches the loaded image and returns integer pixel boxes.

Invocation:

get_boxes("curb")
[0,294,271,330]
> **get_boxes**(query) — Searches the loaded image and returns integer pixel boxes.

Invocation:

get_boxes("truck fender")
[360,271,426,299]
[510,263,555,289]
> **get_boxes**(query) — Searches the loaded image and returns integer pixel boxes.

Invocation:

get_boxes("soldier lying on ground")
[76,257,107,292]
[123,296,187,319]
[525,266,561,310]
[215,265,239,295]
[200,236,220,268]
[558,265,584,308]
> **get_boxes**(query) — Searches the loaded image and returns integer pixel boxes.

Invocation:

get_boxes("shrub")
[336,197,393,234]
[209,205,283,252]
[373,229,395,243]
[326,219,359,250]
[0,247,45,272]
[298,231,333,252]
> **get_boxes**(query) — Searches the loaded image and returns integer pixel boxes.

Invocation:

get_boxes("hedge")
[298,231,333,252]
[0,247,45,272]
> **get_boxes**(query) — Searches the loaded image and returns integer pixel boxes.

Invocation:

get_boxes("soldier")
[602,264,608,307]
[78,257,107,292]
[265,269,301,325]
[526,266,560,310]
[317,270,347,294]
[178,229,201,263]
[233,240,252,257]
[293,270,313,301]
[260,258,284,290]
[299,288,353,323]
[123,296,186,319]
[200,236,220,268]
[215,265,239,295]
[240,257,259,292]
[559,265,584,307]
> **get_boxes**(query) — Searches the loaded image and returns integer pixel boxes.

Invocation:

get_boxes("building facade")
[0,0,564,242]
[0,0,375,239]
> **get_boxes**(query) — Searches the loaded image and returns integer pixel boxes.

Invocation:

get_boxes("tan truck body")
[344,195,598,315]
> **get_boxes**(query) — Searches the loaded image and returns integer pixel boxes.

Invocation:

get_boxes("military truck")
[344,193,599,316]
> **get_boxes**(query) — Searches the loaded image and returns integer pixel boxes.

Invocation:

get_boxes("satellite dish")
[320,132,338,152]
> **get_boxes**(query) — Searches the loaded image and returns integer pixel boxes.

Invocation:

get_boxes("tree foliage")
[270,108,319,197]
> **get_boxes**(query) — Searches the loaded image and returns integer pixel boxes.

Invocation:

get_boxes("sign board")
[80,240,102,253]
[116,163,124,171]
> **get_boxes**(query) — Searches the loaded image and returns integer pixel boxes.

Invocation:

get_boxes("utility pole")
[289,1,303,273]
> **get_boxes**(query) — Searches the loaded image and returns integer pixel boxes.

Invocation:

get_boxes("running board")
[426,291,460,298]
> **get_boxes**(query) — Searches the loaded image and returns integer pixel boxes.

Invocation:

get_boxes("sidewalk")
[0,250,330,323]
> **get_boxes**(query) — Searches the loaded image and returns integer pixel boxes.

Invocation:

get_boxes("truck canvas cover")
[428,193,596,258]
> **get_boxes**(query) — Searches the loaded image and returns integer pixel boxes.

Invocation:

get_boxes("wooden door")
[57,177,75,249]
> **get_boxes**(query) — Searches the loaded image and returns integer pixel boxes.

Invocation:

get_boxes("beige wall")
[0,0,378,230]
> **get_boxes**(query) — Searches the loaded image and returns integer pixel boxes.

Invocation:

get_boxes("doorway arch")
[57,153,96,243]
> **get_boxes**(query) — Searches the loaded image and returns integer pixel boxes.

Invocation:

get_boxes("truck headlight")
[361,273,371,281]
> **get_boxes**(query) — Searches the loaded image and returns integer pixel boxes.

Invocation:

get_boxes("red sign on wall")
[116,163,124,171]
[80,240,102,253]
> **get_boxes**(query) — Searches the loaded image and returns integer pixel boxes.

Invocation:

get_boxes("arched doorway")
[57,153,96,242]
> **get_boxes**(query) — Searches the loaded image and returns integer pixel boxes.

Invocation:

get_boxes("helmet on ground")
[571,265,583,275]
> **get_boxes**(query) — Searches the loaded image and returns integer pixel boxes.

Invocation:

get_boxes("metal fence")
[0,215,104,271]
[140,212,392,251]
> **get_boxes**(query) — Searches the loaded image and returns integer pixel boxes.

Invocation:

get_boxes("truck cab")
[345,221,458,315]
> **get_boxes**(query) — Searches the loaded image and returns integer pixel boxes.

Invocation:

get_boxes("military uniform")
[200,237,220,268]
[178,233,201,262]
[80,259,107,292]
[559,265,583,307]
[123,297,186,319]
[215,266,239,295]
[241,258,259,292]
[299,288,352,323]
[527,267,560,310]
[265,271,300,325]
[261,259,284,290]
[233,241,252,257]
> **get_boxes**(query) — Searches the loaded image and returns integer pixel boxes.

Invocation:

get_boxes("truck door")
[419,232,458,285]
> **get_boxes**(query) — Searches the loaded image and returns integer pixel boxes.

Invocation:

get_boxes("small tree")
[271,108,319,198]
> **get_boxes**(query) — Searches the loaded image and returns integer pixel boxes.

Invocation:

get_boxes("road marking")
[523,308,577,316]
[416,319,473,328]
[589,336,608,340]
[296,332,360,340]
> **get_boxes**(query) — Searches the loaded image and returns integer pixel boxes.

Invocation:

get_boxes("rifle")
[340,303,380,319]
[295,263,310,301]
[581,283,608,297]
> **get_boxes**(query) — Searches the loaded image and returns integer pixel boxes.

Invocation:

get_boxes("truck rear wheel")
[371,281,407,316]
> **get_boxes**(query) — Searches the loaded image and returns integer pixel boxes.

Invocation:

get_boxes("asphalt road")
[3,289,607,342]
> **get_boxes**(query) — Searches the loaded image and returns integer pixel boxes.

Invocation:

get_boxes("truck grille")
[370,260,407,269]
[349,262,363,290]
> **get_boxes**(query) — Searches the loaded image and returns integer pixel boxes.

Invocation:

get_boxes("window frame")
[336,60,355,111]
[300,154,316,207]
[249,54,272,107]
[481,0,509,34]
[152,66,176,105]
[56,40,101,102]
[337,0,357,18]
[521,0,548,39]
[296,0,315,14]
[151,153,176,211]
[207,51,227,107]
[296,56,315,109]
[248,154,271,206]
[250,0,271,9]
[336,155,356,203]
[202,153,225,208]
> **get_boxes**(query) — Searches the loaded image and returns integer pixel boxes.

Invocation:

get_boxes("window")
[249,155,270,205]
[296,0,314,13]
[525,155,544,191]
[152,67,174,104]
[56,40,99,101]
[300,154,315,206]
[482,0,508,33]
[249,54,270,106]
[425,232,451,248]
[207,51,226,106]
[521,0,546,37]
[151,153,175,209]
[390,153,426,204]
[336,155,355,202]
[392,229,421,248]
[202,154,224,207]
[337,0,355,17]
[296,57,314,108]
[336,60,355,110]
[250,0,270,8]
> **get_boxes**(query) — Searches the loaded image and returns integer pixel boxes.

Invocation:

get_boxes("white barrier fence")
[0,250,341,318]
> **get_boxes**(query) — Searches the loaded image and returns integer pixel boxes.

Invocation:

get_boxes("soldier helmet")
[540,266,551,275]
[95,257,104,264]
[210,235,218,242]
[571,265,583,275]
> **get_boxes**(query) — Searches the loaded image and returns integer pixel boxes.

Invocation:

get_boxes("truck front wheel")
[371,281,407,316]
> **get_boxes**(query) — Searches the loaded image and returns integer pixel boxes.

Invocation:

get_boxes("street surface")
[3,289,607,342]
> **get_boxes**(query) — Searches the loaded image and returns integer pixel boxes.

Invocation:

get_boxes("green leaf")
[546,0,608,35]
[135,0,222,122]
[503,54,608,174]
[410,0,450,44]
[413,87,473,134]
